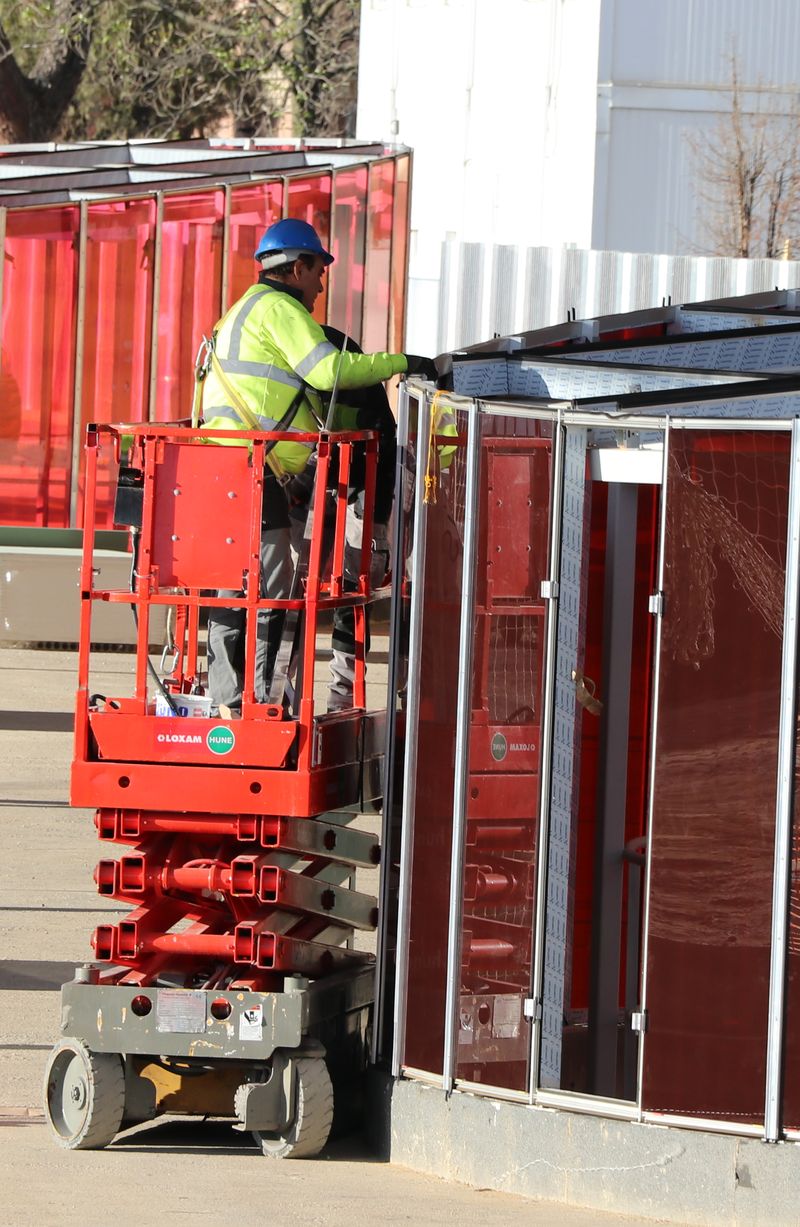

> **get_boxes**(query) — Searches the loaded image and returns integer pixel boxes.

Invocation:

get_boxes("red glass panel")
[155,190,224,424]
[362,161,395,353]
[389,154,410,353]
[227,181,283,307]
[456,421,551,1091]
[80,198,157,526]
[403,408,471,1075]
[328,166,367,343]
[0,207,79,526]
[287,174,332,324]
[643,430,789,1124]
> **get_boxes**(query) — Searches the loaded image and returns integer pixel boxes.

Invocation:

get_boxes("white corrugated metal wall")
[429,243,800,353]
[358,1,800,350]
[594,0,800,253]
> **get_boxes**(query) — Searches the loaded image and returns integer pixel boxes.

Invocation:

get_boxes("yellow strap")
[207,350,289,483]
[191,374,204,429]
[424,391,444,505]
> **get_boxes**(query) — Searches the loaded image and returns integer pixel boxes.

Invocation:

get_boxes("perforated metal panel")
[540,427,589,1087]
[562,328,800,373]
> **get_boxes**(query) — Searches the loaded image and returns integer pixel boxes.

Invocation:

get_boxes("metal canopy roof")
[0,138,404,206]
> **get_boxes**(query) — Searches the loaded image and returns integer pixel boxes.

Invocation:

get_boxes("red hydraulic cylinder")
[463,864,521,903]
[123,932,237,960]
[464,937,516,964]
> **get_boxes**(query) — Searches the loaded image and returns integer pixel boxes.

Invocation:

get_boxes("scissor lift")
[44,422,385,1157]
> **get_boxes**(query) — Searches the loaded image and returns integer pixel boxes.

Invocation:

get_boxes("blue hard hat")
[254,218,334,266]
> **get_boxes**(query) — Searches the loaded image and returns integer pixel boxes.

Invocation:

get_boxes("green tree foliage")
[0,0,360,143]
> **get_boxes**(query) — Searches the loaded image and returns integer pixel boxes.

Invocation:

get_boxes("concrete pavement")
[0,644,674,1226]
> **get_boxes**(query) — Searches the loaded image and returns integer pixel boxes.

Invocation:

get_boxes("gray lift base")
[60,965,372,1062]
[52,965,373,1142]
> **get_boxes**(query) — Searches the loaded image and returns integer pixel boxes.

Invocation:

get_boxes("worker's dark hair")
[264,252,316,278]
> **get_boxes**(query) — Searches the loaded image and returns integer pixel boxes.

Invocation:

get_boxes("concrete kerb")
[368,1070,800,1226]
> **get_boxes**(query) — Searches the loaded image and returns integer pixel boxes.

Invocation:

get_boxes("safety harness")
[191,333,311,485]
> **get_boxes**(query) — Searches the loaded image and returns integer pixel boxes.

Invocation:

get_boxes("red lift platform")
[44,423,385,1157]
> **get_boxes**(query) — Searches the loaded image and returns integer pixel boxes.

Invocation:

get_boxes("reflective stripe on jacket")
[433,400,458,470]
[202,282,407,473]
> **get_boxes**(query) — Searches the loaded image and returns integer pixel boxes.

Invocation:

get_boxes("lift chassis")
[44,423,386,1158]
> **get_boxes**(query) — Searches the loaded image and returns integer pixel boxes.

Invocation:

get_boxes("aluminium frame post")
[147,191,164,422]
[327,169,337,329]
[390,386,431,1078]
[220,184,231,312]
[442,397,481,1092]
[373,380,412,1064]
[636,418,671,1117]
[528,408,567,1099]
[69,200,88,528]
[765,415,800,1141]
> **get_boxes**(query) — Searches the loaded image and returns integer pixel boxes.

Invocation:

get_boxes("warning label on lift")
[156,988,207,1033]
[239,1004,263,1041]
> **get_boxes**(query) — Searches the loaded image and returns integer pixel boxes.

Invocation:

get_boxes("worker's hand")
[404,354,438,382]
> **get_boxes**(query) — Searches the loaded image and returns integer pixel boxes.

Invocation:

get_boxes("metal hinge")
[523,997,542,1022]
[648,592,663,617]
[540,580,559,600]
[630,1009,648,1034]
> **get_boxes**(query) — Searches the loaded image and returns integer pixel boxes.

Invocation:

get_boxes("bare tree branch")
[689,51,800,258]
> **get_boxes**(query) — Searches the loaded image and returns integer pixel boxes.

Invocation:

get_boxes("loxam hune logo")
[206,725,235,756]
[490,732,507,762]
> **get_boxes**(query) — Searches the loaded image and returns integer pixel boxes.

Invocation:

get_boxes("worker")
[200,217,437,716]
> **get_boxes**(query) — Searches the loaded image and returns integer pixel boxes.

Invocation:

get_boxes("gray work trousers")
[207,512,389,713]
[207,526,293,711]
[328,510,390,710]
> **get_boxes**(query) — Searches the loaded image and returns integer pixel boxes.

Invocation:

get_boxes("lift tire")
[252,1056,334,1159]
[43,1039,125,1150]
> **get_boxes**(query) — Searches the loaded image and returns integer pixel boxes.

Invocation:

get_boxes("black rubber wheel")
[252,1056,334,1159]
[43,1039,125,1150]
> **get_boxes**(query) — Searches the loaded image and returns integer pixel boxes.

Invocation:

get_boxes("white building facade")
[357,0,800,349]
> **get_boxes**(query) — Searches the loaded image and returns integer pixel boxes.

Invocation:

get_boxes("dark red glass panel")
[785,725,800,1128]
[642,430,789,1124]
[403,407,470,1075]
[0,207,79,526]
[156,190,224,423]
[287,174,332,324]
[328,166,367,343]
[227,181,283,307]
[362,161,395,353]
[456,421,551,1091]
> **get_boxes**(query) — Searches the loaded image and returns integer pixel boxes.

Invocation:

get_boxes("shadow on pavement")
[0,960,78,991]
[111,1117,384,1162]
[0,711,74,732]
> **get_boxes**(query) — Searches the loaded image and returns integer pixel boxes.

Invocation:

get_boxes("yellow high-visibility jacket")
[202,279,408,474]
